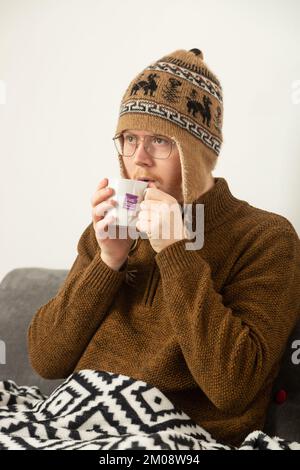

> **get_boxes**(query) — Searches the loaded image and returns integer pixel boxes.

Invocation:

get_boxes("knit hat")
[115,48,223,204]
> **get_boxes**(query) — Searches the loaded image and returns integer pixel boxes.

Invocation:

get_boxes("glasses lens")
[113,135,123,155]
[123,134,137,157]
[144,135,172,159]
[114,133,173,159]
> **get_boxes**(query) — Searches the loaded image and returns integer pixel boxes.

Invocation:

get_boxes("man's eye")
[125,135,135,143]
[153,137,166,144]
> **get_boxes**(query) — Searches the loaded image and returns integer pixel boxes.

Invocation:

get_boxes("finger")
[93,199,117,220]
[147,181,157,188]
[143,187,167,201]
[138,209,151,221]
[140,201,168,216]
[96,178,108,191]
[140,200,161,209]
[90,186,114,207]
[136,219,151,234]
[94,213,116,240]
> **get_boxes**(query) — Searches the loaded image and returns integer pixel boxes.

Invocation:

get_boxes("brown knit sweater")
[27,177,300,447]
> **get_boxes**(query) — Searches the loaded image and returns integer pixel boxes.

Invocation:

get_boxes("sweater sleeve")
[27,222,128,379]
[155,223,300,414]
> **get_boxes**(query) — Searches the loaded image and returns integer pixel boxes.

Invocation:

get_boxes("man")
[27,49,300,447]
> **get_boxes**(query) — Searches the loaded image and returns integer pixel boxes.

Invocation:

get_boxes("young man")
[27,49,300,447]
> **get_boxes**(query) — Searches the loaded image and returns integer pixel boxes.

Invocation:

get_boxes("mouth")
[136,178,157,183]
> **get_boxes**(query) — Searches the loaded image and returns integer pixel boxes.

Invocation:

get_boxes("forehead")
[124,129,165,137]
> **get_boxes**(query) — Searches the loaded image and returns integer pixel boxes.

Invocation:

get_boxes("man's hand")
[136,182,185,253]
[91,178,135,271]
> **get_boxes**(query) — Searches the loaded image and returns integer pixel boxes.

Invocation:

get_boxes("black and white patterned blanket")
[0,369,299,450]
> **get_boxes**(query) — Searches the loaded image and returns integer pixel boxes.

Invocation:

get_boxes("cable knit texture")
[27,177,300,447]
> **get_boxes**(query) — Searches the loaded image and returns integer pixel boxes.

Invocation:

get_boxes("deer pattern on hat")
[130,73,159,97]
[186,89,212,128]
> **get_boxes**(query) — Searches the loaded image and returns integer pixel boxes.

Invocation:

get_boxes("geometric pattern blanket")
[0,369,299,450]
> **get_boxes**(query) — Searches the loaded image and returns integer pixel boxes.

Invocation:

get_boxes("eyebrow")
[123,131,168,138]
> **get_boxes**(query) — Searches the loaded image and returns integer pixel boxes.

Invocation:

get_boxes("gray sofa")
[0,267,299,443]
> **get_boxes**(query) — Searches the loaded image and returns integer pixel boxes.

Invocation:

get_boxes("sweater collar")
[191,177,245,233]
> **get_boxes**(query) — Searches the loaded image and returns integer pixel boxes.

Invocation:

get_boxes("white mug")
[107,178,148,227]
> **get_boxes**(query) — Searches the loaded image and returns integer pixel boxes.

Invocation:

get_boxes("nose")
[133,140,154,166]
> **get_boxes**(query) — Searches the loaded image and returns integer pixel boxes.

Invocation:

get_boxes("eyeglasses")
[113,132,175,160]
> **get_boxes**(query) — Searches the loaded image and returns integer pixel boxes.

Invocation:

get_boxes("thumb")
[147,181,157,189]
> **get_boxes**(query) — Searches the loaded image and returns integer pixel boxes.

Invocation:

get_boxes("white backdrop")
[0,0,299,283]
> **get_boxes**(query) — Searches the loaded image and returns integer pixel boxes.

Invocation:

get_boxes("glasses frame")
[112,132,176,160]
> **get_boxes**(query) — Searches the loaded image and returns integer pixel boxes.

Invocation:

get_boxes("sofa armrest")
[263,318,300,442]
[0,267,69,395]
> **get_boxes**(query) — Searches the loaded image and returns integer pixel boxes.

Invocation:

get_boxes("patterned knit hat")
[115,48,223,204]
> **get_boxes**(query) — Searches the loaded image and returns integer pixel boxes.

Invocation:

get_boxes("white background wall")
[0,0,299,283]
